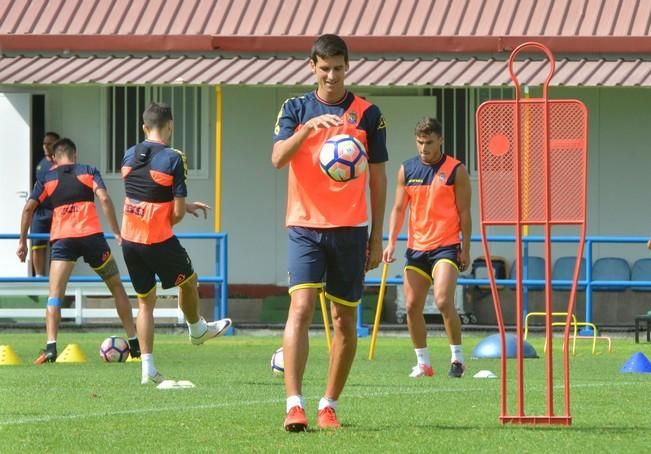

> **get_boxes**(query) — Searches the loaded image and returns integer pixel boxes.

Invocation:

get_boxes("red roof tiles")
[1,0,648,37]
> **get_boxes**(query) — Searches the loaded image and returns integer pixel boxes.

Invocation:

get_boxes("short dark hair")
[44,131,60,141]
[415,117,442,137]
[143,102,173,129]
[310,34,349,64]
[53,138,76,158]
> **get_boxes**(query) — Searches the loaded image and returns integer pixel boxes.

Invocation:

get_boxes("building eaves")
[2,54,651,87]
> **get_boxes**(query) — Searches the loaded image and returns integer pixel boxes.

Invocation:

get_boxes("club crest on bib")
[347,112,357,124]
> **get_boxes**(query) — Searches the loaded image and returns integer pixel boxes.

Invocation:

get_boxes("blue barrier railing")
[0,232,228,322]
[363,234,651,334]
[4,232,647,333]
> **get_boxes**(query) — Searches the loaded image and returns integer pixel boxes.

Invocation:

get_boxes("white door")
[0,93,31,276]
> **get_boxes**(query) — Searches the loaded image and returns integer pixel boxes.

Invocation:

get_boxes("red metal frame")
[476,42,588,425]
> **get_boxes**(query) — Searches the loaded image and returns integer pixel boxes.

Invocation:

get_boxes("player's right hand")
[305,114,343,131]
[382,244,396,264]
[16,242,27,262]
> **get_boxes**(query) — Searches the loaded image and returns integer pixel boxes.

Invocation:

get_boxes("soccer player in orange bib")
[383,117,472,379]
[17,138,140,364]
[272,34,388,431]
[121,102,231,385]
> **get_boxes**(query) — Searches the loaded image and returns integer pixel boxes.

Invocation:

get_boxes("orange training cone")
[0,345,22,365]
[56,343,88,363]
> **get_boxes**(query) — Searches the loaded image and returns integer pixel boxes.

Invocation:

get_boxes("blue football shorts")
[288,226,367,306]
[405,244,461,283]
[50,233,114,272]
[121,235,195,296]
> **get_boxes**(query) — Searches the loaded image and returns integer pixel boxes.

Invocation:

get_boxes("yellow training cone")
[56,343,88,363]
[0,345,22,365]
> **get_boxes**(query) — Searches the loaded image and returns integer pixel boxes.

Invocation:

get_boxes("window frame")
[102,85,210,180]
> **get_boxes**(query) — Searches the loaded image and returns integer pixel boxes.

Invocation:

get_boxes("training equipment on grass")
[319,134,368,182]
[524,312,612,355]
[319,290,332,351]
[620,352,651,374]
[271,347,284,377]
[368,262,389,360]
[476,42,588,425]
[474,370,497,379]
[99,336,130,363]
[56,343,88,363]
[157,380,196,389]
[472,333,538,359]
[0,345,22,365]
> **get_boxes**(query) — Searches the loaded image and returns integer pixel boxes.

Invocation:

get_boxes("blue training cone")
[620,352,651,373]
[472,333,538,359]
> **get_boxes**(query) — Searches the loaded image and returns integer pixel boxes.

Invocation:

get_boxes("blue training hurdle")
[0,232,228,323]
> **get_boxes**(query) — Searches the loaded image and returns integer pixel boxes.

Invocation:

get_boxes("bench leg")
[636,319,640,343]
[647,320,650,342]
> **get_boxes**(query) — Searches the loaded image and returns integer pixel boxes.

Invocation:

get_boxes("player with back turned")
[120,102,232,385]
[17,138,140,364]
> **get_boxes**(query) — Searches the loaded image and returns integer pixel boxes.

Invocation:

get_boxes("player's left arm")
[365,107,388,271]
[172,197,186,225]
[454,164,472,272]
[368,162,387,271]
[168,150,210,224]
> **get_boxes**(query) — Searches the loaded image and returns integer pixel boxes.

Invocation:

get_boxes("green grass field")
[1,331,650,453]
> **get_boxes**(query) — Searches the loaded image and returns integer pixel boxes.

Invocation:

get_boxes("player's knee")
[47,297,61,307]
[435,297,455,316]
[332,314,356,337]
[405,297,425,316]
[289,299,315,323]
[96,257,119,282]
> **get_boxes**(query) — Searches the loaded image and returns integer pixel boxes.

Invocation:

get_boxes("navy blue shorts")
[30,211,52,248]
[122,236,195,296]
[405,244,460,283]
[288,226,367,306]
[50,233,113,270]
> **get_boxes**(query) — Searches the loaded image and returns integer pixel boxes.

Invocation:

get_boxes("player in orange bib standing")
[272,34,388,431]
[17,138,140,363]
[383,117,472,379]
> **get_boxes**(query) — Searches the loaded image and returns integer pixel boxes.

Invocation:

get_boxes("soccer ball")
[319,134,368,182]
[99,336,130,363]
[271,347,284,377]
